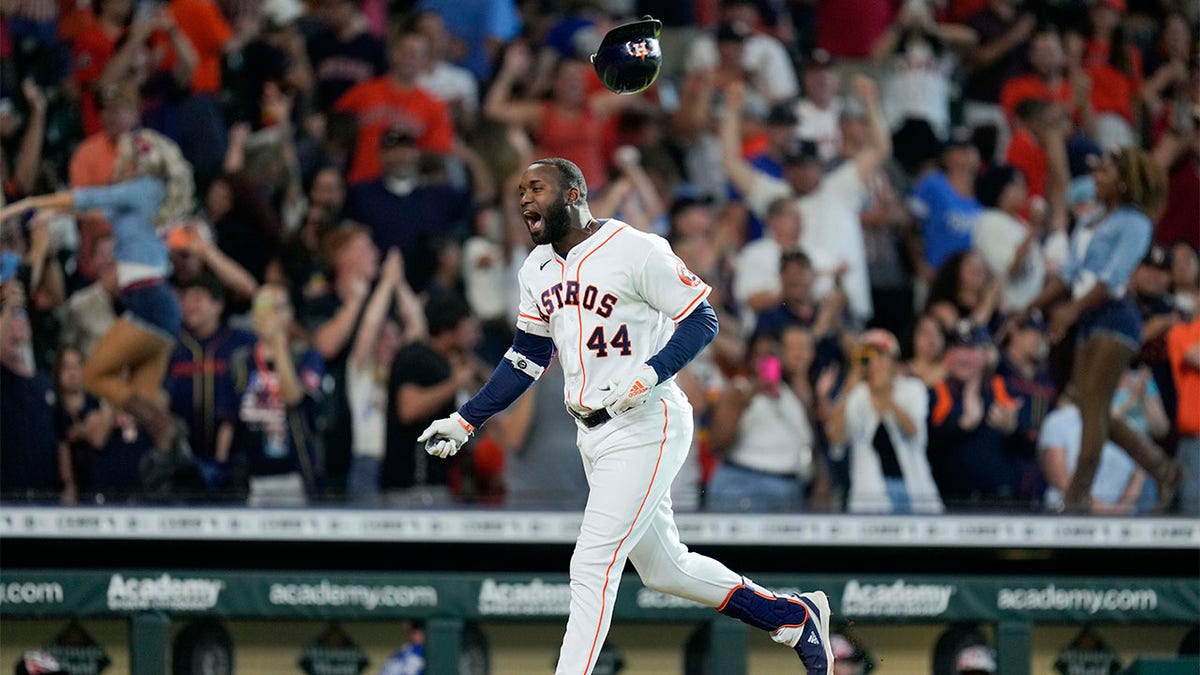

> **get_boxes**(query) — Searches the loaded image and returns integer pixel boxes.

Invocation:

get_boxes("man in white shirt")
[733,196,803,332]
[683,5,799,104]
[722,75,892,326]
[795,49,843,162]
[412,9,481,131]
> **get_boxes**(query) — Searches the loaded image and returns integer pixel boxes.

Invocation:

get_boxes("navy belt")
[570,407,612,429]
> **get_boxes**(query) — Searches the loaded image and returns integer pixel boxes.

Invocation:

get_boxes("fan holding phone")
[706,331,817,512]
[825,329,944,513]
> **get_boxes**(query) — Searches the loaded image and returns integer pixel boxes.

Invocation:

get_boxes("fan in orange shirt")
[999,27,1077,122]
[335,30,453,184]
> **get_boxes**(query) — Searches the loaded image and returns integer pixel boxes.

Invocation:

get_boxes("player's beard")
[531,198,572,245]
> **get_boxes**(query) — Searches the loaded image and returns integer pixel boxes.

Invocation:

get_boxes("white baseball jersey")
[513,219,711,413]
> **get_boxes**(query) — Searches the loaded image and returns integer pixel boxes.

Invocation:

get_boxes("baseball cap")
[716,20,750,43]
[782,139,821,165]
[765,102,798,126]
[974,164,1021,209]
[947,320,992,349]
[178,271,227,301]
[668,192,715,220]
[1141,243,1171,271]
[98,82,140,110]
[806,48,835,68]
[956,644,997,674]
[860,328,901,358]
[262,0,303,29]
[380,127,418,148]
[943,125,975,152]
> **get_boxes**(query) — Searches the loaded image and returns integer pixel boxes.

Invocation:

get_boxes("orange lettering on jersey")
[539,282,619,318]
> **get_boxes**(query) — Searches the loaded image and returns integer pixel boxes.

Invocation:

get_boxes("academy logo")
[840,579,954,617]
[106,574,224,611]
[0,581,64,606]
[269,581,438,611]
[676,261,703,288]
[478,578,572,616]
[996,585,1157,614]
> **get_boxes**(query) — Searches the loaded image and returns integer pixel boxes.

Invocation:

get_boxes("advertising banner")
[1,571,1196,625]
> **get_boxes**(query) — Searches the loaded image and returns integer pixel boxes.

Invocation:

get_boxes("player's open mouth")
[523,210,543,233]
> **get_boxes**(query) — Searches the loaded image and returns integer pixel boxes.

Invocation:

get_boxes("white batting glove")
[601,364,659,417]
[418,412,474,459]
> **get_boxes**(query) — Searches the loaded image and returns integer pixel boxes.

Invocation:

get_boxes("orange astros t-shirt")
[169,0,234,93]
[1000,75,1073,122]
[1167,320,1200,436]
[335,77,454,183]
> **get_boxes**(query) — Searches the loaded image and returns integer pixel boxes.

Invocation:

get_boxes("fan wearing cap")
[1,129,195,455]
[909,125,984,277]
[1132,243,1182,385]
[796,48,842,163]
[995,310,1058,447]
[1014,146,1183,512]
[721,74,893,326]
[927,320,1036,507]
[682,2,799,104]
[343,125,472,293]
[166,272,256,492]
[955,644,997,675]
[826,329,943,513]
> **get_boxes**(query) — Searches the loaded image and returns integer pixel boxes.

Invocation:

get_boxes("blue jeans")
[884,477,912,514]
[346,455,382,506]
[1178,436,1200,516]
[705,462,803,513]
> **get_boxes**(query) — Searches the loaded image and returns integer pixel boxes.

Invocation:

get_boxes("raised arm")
[349,248,401,371]
[718,81,766,200]
[851,74,892,184]
[482,43,544,128]
[12,80,46,197]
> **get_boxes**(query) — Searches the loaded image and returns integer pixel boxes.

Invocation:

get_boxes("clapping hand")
[986,398,1023,434]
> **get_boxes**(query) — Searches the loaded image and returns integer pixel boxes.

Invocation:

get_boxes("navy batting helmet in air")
[590,16,663,95]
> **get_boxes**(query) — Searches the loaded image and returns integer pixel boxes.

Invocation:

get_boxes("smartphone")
[757,355,782,385]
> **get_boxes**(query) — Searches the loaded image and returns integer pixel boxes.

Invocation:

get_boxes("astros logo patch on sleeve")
[676,261,702,288]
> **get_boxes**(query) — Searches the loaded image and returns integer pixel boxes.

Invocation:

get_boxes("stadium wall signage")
[1,571,1195,625]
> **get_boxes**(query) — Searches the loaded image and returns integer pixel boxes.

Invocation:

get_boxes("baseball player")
[419,158,834,674]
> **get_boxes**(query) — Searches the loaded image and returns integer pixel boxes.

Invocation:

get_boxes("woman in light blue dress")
[1015,147,1182,512]
[1,130,194,452]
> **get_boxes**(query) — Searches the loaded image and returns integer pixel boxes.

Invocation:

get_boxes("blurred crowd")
[0,0,1197,514]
